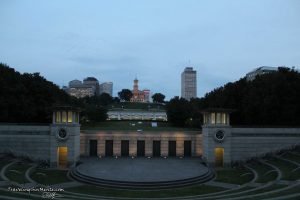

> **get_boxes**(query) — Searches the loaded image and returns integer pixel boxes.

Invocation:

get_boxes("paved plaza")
[76,157,209,182]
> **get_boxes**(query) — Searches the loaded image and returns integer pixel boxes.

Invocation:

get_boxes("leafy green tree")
[0,63,75,123]
[166,96,193,127]
[99,93,113,106]
[152,93,165,103]
[0,63,111,123]
[118,89,133,101]
[199,68,300,126]
[113,97,120,103]
[81,105,108,123]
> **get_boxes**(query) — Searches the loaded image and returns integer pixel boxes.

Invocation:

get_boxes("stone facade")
[231,128,300,161]
[0,125,50,161]
[1,109,300,168]
[0,108,81,168]
[203,126,300,166]
[80,131,202,157]
[201,109,300,167]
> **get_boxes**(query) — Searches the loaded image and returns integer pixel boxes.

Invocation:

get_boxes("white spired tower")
[181,67,197,100]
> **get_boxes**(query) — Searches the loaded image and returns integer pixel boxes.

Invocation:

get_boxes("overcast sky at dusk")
[1,0,299,99]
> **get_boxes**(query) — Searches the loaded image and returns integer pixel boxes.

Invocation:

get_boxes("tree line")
[1,63,299,126]
[166,67,300,127]
[0,63,166,123]
[0,63,110,123]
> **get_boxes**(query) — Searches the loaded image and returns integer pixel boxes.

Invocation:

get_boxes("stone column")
[176,137,184,157]
[129,139,137,157]
[195,135,203,156]
[98,136,105,157]
[161,138,168,157]
[113,137,121,156]
[145,137,153,157]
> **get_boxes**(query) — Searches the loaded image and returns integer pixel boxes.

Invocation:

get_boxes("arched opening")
[57,147,68,168]
[214,147,224,167]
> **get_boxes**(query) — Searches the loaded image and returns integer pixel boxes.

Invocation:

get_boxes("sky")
[0,0,299,100]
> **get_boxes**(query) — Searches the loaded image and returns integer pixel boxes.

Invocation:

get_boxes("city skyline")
[1,0,299,100]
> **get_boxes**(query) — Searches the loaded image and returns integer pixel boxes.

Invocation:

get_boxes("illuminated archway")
[57,147,68,168]
[214,147,224,167]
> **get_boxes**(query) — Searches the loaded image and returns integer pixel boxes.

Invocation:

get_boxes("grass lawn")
[211,186,254,196]
[249,162,278,183]
[267,158,300,181]
[65,184,224,198]
[284,153,300,163]
[242,185,300,200]
[228,184,286,198]
[215,167,254,185]
[31,168,71,185]
[82,121,200,131]
[0,160,13,181]
[5,162,31,184]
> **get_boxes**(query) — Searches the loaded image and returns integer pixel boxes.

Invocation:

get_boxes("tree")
[0,63,76,123]
[82,105,107,122]
[199,68,300,126]
[166,96,193,127]
[113,97,120,103]
[99,93,113,106]
[152,93,165,103]
[118,89,133,101]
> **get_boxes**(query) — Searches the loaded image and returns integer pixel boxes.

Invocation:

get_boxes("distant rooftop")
[246,66,278,81]
[184,67,195,71]
[252,66,278,72]
[84,77,98,82]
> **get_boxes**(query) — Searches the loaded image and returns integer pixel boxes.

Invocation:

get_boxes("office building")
[100,82,113,97]
[246,66,278,81]
[65,77,99,98]
[181,67,197,100]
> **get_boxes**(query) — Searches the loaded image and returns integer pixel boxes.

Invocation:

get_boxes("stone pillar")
[113,138,121,156]
[129,139,137,157]
[80,134,85,156]
[98,137,105,157]
[195,135,203,156]
[145,138,152,157]
[176,138,184,157]
[161,138,168,157]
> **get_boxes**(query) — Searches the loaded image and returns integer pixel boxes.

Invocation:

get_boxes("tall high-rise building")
[181,67,197,100]
[99,82,113,97]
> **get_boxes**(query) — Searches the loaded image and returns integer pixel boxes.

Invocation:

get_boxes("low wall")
[0,125,51,161]
[80,131,202,157]
[231,127,300,162]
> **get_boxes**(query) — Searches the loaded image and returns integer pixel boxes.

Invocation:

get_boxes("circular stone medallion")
[214,130,225,142]
[56,128,68,141]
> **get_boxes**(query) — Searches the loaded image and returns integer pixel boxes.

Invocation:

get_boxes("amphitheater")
[0,107,300,199]
[0,147,300,199]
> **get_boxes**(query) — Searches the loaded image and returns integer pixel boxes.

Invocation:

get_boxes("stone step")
[69,167,215,190]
